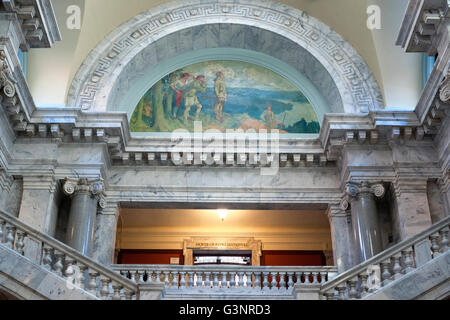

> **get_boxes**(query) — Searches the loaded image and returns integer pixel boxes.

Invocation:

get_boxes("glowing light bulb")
[217,209,228,221]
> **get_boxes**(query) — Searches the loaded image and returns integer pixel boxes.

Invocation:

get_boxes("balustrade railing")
[111,265,338,292]
[320,216,450,300]
[0,210,137,300]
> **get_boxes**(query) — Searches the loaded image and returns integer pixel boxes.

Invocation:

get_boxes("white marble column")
[63,178,106,257]
[326,204,358,272]
[93,202,119,266]
[18,176,60,236]
[392,177,432,240]
[344,181,385,263]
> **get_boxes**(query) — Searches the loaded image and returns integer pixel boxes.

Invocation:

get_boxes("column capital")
[344,181,385,199]
[63,178,106,208]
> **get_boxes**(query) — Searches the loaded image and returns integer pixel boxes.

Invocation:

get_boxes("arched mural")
[130,60,320,133]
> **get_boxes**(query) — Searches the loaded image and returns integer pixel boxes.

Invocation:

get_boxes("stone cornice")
[0,0,61,49]
[22,175,57,192]
[396,0,449,54]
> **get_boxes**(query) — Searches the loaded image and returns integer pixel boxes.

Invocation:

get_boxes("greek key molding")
[67,0,383,114]
[63,178,106,208]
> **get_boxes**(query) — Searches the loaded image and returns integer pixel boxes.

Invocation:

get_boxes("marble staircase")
[0,210,137,300]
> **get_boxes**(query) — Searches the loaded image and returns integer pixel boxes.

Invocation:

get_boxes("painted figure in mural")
[183,75,207,123]
[170,72,194,119]
[142,102,154,127]
[214,71,227,122]
[260,105,284,130]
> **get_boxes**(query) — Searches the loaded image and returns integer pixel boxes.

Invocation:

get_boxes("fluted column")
[343,181,385,263]
[326,204,358,272]
[63,178,106,257]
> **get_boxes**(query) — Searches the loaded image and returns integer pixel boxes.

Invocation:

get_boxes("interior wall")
[27,0,421,110]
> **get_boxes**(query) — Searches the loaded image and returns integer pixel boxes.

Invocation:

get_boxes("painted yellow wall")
[27,0,421,110]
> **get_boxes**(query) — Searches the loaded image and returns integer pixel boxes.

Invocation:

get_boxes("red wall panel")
[261,251,326,266]
[118,250,184,265]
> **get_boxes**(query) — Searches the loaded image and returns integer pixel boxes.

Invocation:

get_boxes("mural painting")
[130,60,320,134]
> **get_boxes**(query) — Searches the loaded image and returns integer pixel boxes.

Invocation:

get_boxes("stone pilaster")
[63,178,106,257]
[392,176,432,240]
[326,204,357,272]
[344,181,385,263]
[93,201,120,266]
[0,169,14,211]
[18,176,59,236]
[438,171,450,218]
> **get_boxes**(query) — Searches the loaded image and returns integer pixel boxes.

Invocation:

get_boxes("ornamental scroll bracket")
[439,65,450,103]
[0,51,17,99]
[341,181,386,210]
[62,178,107,209]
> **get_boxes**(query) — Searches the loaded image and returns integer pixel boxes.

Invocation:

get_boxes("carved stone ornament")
[0,51,16,98]
[345,181,385,199]
[63,178,106,208]
[440,66,450,103]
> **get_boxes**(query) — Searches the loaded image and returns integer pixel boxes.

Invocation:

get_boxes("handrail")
[0,209,138,300]
[320,216,450,299]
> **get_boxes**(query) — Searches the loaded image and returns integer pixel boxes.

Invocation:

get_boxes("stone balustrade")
[112,265,338,293]
[0,209,138,300]
[320,216,450,300]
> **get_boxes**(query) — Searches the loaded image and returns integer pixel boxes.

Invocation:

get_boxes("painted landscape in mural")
[130,60,320,134]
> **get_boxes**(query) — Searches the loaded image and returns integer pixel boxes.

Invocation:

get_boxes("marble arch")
[67,0,383,116]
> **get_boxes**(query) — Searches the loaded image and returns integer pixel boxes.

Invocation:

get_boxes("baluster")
[14,231,26,255]
[294,272,301,284]
[204,272,211,288]
[359,271,369,298]
[4,224,15,249]
[179,272,186,289]
[124,289,133,300]
[112,283,123,300]
[41,245,53,269]
[53,251,65,276]
[0,219,4,242]
[64,256,76,284]
[88,269,100,296]
[279,272,286,290]
[380,260,392,286]
[230,272,236,288]
[238,272,245,288]
[347,277,358,299]
[221,272,227,288]
[187,272,194,288]
[312,272,319,284]
[303,272,311,284]
[254,272,261,289]
[262,272,269,289]
[430,233,441,258]
[78,264,88,290]
[439,227,449,253]
[213,272,220,288]
[336,283,347,300]
[391,253,403,280]
[155,270,162,283]
[319,271,327,284]
[167,272,173,288]
[244,272,252,288]
[100,276,112,299]
[287,272,294,288]
[270,272,277,289]
[401,247,414,273]
[160,271,166,284]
